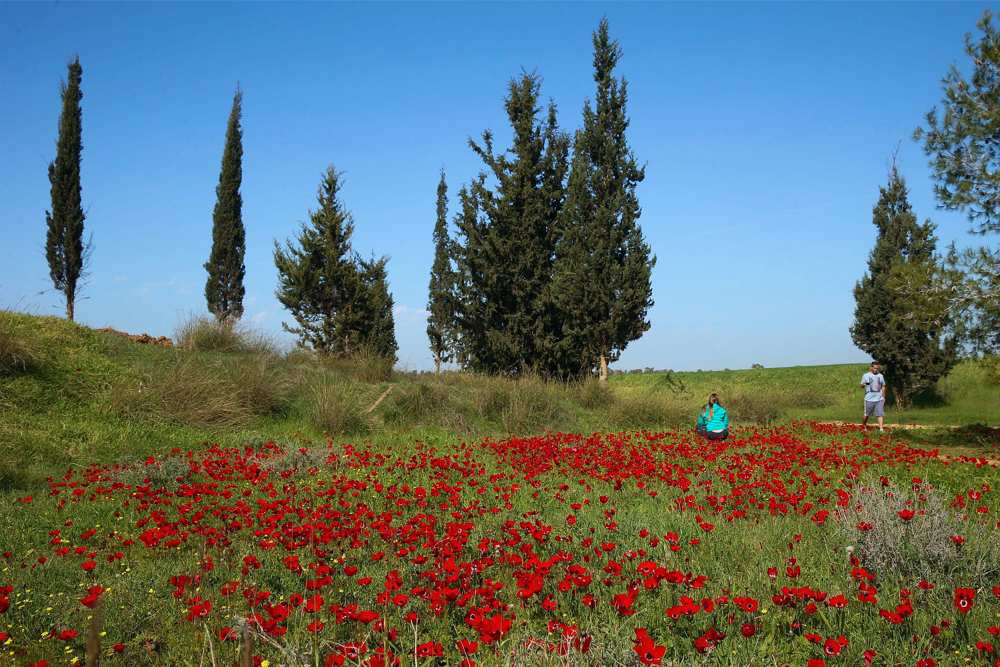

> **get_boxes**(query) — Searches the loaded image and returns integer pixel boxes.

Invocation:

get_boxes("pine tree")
[452,73,569,376]
[274,167,362,354]
[551,19,655,382]
[358,256,398,359]
[205,87,246,322]
[426,171,456,374]
[45,57,87,321]
[915,10,1000,354]
[851,166,957,408]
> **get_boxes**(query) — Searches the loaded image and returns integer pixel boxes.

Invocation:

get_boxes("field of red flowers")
[1,422,999,666]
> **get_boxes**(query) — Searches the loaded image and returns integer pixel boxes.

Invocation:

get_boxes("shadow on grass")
[909,387,949,409]
[893,423,1000,457]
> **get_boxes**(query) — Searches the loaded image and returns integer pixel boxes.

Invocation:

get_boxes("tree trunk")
[66,295,75,321]
[598,353,608,385]
[893,388,909,410]
[435,354,441,376]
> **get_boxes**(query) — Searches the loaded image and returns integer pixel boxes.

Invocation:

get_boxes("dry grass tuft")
[0,314,41,375]
[175,315,279,356]
[306,377,369,436]
[111,354,291,429]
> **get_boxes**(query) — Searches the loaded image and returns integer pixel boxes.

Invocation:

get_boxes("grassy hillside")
[1,310,997,491]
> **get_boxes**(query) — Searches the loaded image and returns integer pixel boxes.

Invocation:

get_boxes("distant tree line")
[426,19,655,382]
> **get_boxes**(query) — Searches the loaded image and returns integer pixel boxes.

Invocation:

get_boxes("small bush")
[264,446,333,479]
[307,378,369,436]
[111,355,290,428]
[114,456,192,489]
[175,315,278,356]
[835,479,987,583]
[0,316,41,375]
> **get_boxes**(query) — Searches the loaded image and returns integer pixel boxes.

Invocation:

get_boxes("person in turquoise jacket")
[696,393,729,440]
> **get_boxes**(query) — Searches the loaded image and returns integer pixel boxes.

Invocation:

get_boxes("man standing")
[860,361,886,432]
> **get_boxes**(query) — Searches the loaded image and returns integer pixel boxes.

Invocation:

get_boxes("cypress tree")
[851,166,957,407]
[274,167,362,354]
[204,88,246,322]
[45,57,87,321]
[358,256,398,360]
[551,19,655,382]
[426,171,456,374]
[453,73,569,376]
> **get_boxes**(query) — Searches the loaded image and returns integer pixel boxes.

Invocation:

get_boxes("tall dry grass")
[0,314,41,375]
[174,315,279,356]
[110,354,291,429]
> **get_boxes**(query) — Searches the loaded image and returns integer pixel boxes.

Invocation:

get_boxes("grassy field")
[2,311,1000,666]
[1,310,998,492]
[613,362,1000,427]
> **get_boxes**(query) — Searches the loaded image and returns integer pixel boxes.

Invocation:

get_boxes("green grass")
[611,360,1000,426]
[1,310,999,665]
[1,309,997,493]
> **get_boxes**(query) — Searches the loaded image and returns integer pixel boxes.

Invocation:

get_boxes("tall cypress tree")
[851,166,957,407]
[453,73,569,376]
[358,256,398,360]
[551,19,655,382]
[45,57,87,321]
[427,171,456,374]
[274,167,361,354]
[205,87,246,322]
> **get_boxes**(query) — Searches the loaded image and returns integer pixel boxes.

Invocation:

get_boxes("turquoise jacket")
[697,404,729,431]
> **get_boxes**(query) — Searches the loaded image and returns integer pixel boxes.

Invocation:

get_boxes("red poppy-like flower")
[954,587,976,615]
[633,628,666,665]
[80,585,104,608]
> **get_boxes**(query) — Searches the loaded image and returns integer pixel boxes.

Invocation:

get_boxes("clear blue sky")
[0,1,987,371]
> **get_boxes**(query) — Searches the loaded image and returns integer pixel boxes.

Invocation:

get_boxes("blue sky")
[0,1,987,371]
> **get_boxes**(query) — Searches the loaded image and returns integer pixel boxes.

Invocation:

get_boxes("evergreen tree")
[426,171,456,373]
[915,11,1000,353]
[451,73,569,376]
[851,166,957,408]
[274,167,362,353]
[551,19,655,382]
[358,256,398,359]
[45,57,87,321]
[205,87,246,322]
